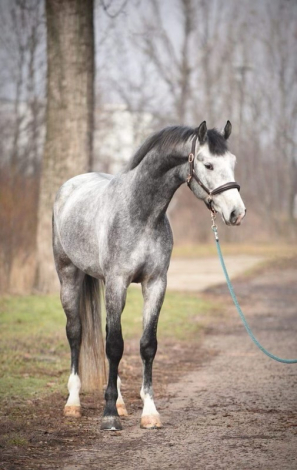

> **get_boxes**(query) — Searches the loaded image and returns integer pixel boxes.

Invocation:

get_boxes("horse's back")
[55,172,112,213]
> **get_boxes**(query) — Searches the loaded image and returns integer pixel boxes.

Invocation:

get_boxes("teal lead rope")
[211,215,297,364]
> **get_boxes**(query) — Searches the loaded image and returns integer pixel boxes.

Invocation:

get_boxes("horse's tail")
[79,275,107,392]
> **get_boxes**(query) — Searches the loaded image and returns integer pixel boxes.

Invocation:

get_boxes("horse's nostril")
[230,208,246,225]
[230,209,237,222]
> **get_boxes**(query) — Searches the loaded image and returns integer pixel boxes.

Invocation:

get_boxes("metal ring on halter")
[206,195,216,215]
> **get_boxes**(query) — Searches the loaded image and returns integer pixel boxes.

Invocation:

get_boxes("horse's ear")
[196,121,207,144]
[223,120,232,140]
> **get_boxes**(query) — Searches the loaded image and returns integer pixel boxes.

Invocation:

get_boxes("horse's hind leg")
[140,277,166,429]
[101,278,127,430]
[62,270,85,417]
[54,244,84,417]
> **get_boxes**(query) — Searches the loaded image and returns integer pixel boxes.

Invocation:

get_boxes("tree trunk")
[36,0,94,292]
[36,0,106,391]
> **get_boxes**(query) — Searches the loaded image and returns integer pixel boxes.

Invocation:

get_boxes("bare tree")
[266,1,297,224]
[134,0,196,124]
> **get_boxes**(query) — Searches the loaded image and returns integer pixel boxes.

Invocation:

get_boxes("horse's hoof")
[64,405,81,418]
[116,403,128,417]
[140,414,162,429]
[101,416,122,431]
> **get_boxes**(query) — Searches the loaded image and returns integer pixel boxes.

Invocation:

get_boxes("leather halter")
[187,135,240,213]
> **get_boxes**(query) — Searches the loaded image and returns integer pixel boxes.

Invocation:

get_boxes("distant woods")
[0,0,45,293]
[0,0,296,293]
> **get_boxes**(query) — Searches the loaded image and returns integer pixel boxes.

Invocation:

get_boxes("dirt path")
[167,255,265,291]
[58,259,297,470]
[2,257,297,469]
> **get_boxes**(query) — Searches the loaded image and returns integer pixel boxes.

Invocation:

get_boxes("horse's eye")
[204,163,214,170]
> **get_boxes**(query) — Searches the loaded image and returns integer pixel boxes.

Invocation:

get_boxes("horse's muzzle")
[230,209,246,226]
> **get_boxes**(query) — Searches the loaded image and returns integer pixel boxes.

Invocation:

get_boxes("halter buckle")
[188,153,194,163]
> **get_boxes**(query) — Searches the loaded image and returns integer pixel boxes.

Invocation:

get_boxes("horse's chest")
[126,244,169,283]
[100,228,170,282]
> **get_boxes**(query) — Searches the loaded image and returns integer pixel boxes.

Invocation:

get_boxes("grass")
[0,288,217,402]
[0,295,68,400]
[123,287,218,340]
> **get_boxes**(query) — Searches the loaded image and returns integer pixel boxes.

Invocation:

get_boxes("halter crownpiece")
[187,135,240,213]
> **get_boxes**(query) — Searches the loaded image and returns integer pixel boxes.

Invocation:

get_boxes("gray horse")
[53,121,246,431]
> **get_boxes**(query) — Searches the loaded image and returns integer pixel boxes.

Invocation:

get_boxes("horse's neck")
[131,152,188,221]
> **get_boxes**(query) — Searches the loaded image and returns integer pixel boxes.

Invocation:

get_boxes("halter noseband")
[187,135,240,213]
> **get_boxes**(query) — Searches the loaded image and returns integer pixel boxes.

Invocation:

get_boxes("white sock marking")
[140,386,159,417]
[116,376,125,406]
[66,372,81,407]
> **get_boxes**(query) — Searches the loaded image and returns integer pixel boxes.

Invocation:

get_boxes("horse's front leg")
[101,278,127,431]
[140,277,166,429]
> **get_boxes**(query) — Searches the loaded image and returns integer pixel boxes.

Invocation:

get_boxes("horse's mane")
[124,126,194,172]
[124,126,228,172]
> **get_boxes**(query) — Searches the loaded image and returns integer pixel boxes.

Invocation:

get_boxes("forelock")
[207,129,228,155]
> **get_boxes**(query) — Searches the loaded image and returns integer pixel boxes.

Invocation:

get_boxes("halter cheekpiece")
[187,135,240,213]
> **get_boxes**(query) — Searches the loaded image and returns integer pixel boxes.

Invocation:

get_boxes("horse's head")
[188,121,246,226]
